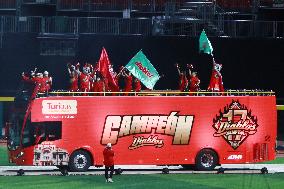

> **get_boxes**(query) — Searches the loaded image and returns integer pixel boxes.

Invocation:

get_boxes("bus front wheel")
[195,149,218,171]
[69,150,91,172]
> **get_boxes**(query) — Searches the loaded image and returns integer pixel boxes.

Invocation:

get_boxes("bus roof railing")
[37,89,275,97]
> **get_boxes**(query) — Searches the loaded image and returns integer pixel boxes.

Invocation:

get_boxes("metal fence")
[0,16,284,38]
[56,0,184,12]
[22,0,56,4]
[223,20,284,38]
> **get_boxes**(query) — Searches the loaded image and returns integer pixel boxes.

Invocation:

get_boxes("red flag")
[95,47,119,92]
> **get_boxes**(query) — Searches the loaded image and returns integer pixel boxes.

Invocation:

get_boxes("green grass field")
[0,146,13,166]
[0,174,284,189]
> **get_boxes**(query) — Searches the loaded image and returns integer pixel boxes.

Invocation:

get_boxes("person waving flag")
[125,50,160,90]
[198,29,225,92]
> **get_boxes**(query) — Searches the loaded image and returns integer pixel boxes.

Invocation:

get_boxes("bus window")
[33,122,62,145]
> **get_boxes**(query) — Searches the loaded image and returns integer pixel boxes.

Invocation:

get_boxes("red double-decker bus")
[6,83,277,171]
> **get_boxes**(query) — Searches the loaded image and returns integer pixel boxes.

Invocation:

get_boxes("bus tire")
[69,150,91,172]
[195,149,218,171]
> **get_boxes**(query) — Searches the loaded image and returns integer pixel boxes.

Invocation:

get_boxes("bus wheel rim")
[200,153,214,168]
[74,154,87,169]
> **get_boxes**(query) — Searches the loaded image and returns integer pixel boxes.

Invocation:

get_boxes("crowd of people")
[21,68,52,93]
[66,62,141,96]
[176,59,224,94]
[21,59,224,95]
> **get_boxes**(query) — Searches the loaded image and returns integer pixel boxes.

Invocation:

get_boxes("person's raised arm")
[74,62,81,75]
[175,63,181,76]
[187,64,193,77]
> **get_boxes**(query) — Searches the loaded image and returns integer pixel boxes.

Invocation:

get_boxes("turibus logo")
[42,100,77,115]
[101,112,195,150]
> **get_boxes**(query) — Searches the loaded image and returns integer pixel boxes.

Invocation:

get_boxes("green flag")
[199,29,213,55]
[125,50,160,90]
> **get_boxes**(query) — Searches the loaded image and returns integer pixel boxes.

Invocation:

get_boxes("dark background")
[0,34,283,98]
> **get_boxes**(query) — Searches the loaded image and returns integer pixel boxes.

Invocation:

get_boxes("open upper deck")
[36,89,275,98]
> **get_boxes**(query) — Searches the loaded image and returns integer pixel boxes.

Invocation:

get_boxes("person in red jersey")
[22,68,37,83]
[77,63,92,95]
[22,70,48,94]
[43,71,52,93]
[187,64,200,95]
[103,143,115,183]
[208,59,224,94]
[92,71,106,96]
[108,64,121,95]
[121,68,133,96]
[133,77,141,93]
[67,63,79,92]
[34,73,47,93]
[175,63,188,92]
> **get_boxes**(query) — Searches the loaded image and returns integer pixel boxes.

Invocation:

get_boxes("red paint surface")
[13,95,277,166]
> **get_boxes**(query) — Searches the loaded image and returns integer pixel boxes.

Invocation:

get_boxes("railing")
[0,0,16,9]
[56,0,185,12]
[223,20,284,38]
[77,17,152,35]
[57,0,85,10]
[216,0,274,12]
[0,16,42,33]
[43,17,78,34]
[37,89,275,97]
[22,0,56,4]
[0,16,284,38]
[163,19,284,37]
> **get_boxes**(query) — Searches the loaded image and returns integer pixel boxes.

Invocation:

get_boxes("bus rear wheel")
[69,150,91,172]
[195,149,218,171]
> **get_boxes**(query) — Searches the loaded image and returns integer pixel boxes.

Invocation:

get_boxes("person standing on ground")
[103,143,115,183]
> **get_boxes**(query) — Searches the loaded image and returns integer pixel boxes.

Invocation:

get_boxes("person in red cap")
[22,71,46,93]
[103,143,115,183]
[187,64,200,95]
[208,59,224,94]
[67,63,79,92]
[43,71,52,93]
[175,63,188,93]
[77,63,92,95]
[35,73,47,93]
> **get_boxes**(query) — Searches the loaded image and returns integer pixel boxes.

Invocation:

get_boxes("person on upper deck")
[67,63,79,92]
[187,64,200,95]
[175,63,188,92]
[208,58,224,94]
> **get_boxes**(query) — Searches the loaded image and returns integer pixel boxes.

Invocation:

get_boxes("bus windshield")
[7,82,36,150]
[7,113,23,150]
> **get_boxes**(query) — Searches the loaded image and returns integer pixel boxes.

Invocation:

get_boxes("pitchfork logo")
[212,100,258,150]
